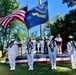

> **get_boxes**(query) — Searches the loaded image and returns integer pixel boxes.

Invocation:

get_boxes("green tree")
[30,31,38,39]
[44,9,76,51]
[14,22,28,43]
[44,20,54,38]
[0,0,20,56]
[62,0,76,7]
[61,9,76,41]
[44,14,63,37]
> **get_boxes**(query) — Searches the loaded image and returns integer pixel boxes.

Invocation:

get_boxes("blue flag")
[24,1,49,29]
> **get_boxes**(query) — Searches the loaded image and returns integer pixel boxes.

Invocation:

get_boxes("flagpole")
[38,0,44,39]
[48,20,51,36]
[28,29,29,38]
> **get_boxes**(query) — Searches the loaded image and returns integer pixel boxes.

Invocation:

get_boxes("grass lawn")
[0,60,76,75]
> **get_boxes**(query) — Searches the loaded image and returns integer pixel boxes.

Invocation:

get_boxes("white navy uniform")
[67,36,76,69]
[47,36,58,70]
[6,42,18,70]
[40,40,44,53]
[27,40,34,70]
[37,41,40,53]
[32,39,36,53]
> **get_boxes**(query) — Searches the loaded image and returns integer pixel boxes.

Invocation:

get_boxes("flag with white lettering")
[24,1,49,29]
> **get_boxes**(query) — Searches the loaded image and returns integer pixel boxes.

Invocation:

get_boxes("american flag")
[0,6,27,29]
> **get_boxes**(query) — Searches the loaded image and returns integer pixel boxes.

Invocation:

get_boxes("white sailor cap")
[49,35,54,41]
[10,39,15,41]
[68,35,73,39]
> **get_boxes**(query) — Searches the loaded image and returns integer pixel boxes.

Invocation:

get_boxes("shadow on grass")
[57,62,71,69]
[0,62,75,75]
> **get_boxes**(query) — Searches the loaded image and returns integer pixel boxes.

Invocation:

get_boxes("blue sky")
[18,0,76,36]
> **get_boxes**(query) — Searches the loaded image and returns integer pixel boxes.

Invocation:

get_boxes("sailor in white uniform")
[67,35,76,69]
[27,38,34,70]
[37,41,40,53]
[6,39,18,71]
[32,38,36,54]
[47,36,58,70]
[40,39,44,53]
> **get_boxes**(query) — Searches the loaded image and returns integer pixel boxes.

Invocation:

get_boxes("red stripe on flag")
[4,18,14,28]
[0,10,26,28]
